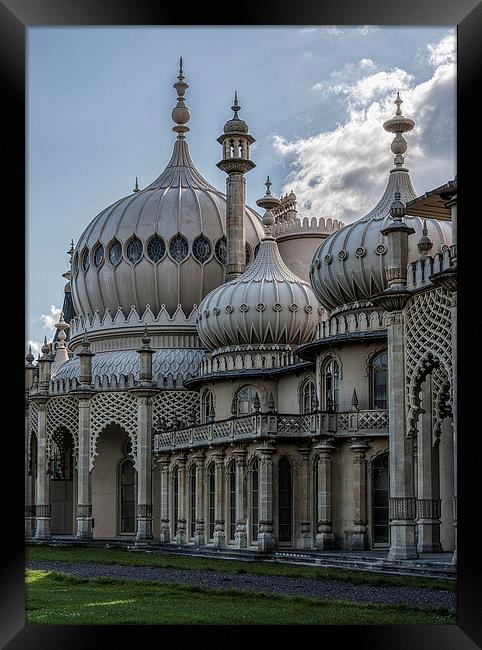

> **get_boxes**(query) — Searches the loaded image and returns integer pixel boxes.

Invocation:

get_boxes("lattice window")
[90,392,138,470]
[153,391,199,431]
[169,234,189,262]
[405,287,453,436]
[126,236,143,264]
[192,235,212,264]
[215,236,227,264]
[93,243,104,268]
[108,239,122,266]
[147,234,166,263]
[46,397,79,467]
[245,242,252,266]
[81,247,90,271]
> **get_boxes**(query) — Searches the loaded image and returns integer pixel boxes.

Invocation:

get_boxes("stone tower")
[217,93,256,281]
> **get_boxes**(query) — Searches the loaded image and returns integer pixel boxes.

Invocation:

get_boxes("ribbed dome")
[309,95,452,313]
[71,70,264,324]
[196,237,319,351]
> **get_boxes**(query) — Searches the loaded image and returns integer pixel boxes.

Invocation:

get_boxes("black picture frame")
[3,0,481,647]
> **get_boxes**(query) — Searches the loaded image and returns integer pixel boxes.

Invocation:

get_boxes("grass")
[25,570,456,625]
[26,545,456,592]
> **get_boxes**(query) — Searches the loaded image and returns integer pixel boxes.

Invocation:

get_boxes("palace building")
[25,61,457,562]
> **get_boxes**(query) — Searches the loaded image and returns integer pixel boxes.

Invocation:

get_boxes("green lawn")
[26,570,456,625]
[26,545,456,592]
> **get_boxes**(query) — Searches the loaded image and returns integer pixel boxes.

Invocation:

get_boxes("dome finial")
[389,189,406,221]
[383,92,415,169]
[26,345,34,365]
[256,177,280,238]
[232,91,240,118]
[133,176,140,193]
[172,57,190,137]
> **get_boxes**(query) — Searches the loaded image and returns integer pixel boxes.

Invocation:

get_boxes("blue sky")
[27,26,456,353]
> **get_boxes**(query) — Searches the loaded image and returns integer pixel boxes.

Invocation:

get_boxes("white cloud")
[427,33,456,67]
[27,340,42,358]
[358,25,379,36]
[39,304,61,332]
[273,34,456,223]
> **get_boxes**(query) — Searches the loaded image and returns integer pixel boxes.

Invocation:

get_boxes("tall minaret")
[217,92,255,281]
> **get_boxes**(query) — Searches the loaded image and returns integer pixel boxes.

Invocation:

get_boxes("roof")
[405,178,456,220]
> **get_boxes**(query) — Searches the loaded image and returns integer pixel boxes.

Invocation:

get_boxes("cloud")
[427,33,456,67]
[300,26,379,37]
[39,304,61,332]
[273,33,456,223]
[27,340,42,358]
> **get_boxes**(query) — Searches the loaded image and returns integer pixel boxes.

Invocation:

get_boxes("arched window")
[126,236,143,264]
[237,385,259,416]
[51,429,73,480]
[146,234,166,263]
[300,379,316,414]
[278,457,293,543]
[173,466,179,536]
[81,247,90,272]
[323,358,340,411]
[93,243,104,268]
[250,458,259,543]
[192,235,212,264]
[228,462,236,541]
[189,465,196,539]
[215,236,227,265]
[169,234,189,262]
[371,352,388,410]
[372,453,389,545]
[108,239,122,266]
[119,458,136,534]
[208,463,215,540]
[201,389,215,423]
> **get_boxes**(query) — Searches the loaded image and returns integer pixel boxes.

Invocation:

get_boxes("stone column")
[25,401,36,537]
[159,454,171,543]
[350,438,369,550]
[296,447,312,549]
[387,311,417,560]
[213,449,226,547]
[415,378,442,553]
[193,451,206,546]
[257,441,276,551]
[174,454,187,545]
[314,438,335,550]
[133,390,156,543]
[76,394,94,539]
[451,290,457,565]
[233,446,248,549]
[35,400,51,539]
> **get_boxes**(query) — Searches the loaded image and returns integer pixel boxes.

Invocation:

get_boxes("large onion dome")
[71,61,264,323]
[310,93,452,313]
[197,181,320,350]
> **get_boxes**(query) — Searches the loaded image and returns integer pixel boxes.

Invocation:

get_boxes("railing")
[153,409,389,453]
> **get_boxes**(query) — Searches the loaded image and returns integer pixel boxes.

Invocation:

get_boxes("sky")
[27,25,456,355]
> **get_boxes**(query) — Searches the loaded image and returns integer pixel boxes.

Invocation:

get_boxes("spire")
[25,345,34,366]
[133,176,140,193]
[232,91,240,118]
[383,92,415,170]
[256,177,280,238]
[68,239,75,257]
[171,56,190,137]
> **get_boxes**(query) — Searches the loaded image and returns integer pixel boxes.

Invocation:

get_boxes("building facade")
[25,63,457,563]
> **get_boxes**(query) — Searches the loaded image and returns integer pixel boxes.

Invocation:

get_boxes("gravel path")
[27,560,456,611]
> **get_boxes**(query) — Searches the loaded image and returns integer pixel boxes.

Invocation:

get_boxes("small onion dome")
[223,92,249,134]
[309,93,451,313]
[197,201,319,351]
[25,345,35,365]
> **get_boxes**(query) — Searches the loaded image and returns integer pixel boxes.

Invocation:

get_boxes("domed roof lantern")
[25,345,34,366]
[223,91,249,134]
[417,220,434,257]
[389,189,406,221]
